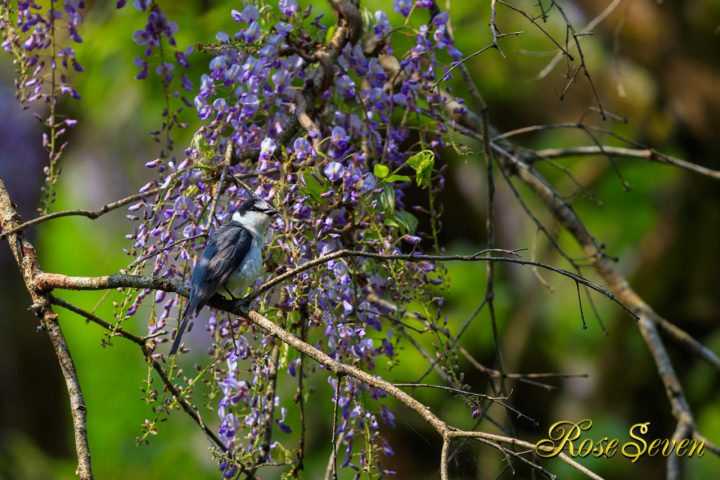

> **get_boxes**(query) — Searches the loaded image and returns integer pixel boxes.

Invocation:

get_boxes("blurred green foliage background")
[1,1,719,479]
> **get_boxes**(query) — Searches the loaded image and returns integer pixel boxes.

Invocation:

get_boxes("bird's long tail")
[170,300,197,355]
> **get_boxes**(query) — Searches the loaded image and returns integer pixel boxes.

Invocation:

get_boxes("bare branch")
[31,265,602,479]
[245,309,603,479]
[243,249,631,316]
[0,178,94,480]
[459,345,588,390]
[0,187,160,239]
[534,0,623,81]
[49,297,245,473]
[394,383,538,426]
[449,431,604,480]
[532,145,720,181]
[440,437,450,480]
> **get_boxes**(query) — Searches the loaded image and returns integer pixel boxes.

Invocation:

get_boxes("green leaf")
[416,158,434,188]
[387,174,411,183]
[190,132,214,165]
[378,183,395,213]
[384,210,418,234]
[407,150,435,188]
[373,164,390,178]
[396,210,419,233]
[375,164,409,183]
[325,25,337,45]
[407,150,432,170]
[270,442,293,464]
[301,169,325,204]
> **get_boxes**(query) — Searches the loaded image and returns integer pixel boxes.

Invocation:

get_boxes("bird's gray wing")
[170,223,252,355]
[192,223,253,311]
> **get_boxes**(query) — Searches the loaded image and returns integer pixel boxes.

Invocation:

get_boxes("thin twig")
[291,304,308,477]
[249,342,281,475]
[480,108,507,396]
[331,375,341,480]
[394,383,508,400]
[459,345,589,391]
[240,249,632,316]
[49,298,233,456]
[533,145,720,180]
[534,0,623,81]
[0,187,160,239]
[394,383,537,426]
[207,163,228,230]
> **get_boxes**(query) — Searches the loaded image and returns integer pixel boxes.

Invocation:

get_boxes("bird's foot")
[232,296,250,312]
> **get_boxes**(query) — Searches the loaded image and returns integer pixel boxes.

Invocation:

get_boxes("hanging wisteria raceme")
[119,1,466,475]
[119,0,194,158]
[0,0,85,211]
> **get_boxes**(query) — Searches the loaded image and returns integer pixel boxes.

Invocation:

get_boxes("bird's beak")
[267,208,279,217]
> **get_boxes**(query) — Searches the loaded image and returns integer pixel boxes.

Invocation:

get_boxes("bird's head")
[231,198,278,234]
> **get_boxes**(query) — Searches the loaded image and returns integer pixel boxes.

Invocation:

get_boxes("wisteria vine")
[112,1,471,476]
[1,0,84,212]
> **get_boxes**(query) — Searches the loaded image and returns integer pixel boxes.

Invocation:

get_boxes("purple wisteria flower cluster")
[122,1,465,475]
[1,0,84,103]
[117,0,194,157]
[1,0,85,211]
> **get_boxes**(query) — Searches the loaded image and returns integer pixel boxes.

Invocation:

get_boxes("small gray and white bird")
[170,198,278,355]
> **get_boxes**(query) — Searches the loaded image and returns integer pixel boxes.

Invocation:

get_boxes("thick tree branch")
[31,266,603,479]
[31,247,632,320]
[0,178,94,480]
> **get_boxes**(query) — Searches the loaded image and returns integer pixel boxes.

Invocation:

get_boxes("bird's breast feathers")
[226,241,263,293]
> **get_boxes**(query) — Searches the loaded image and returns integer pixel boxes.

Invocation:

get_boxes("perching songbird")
[170,198,278,355]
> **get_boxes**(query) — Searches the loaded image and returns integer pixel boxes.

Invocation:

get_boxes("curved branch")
[32,265,605,479]
[448,431,603,480]
[533,145,720,180]
[245,309,602,479]
[0,187,160,239]
[31,247,632,318]
[0,166,279,241]
[49,297,251,475]
[246,248,633,316]
[0,178,94,480]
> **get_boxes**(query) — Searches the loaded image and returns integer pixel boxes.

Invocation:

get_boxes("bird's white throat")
[232,210,272,239]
